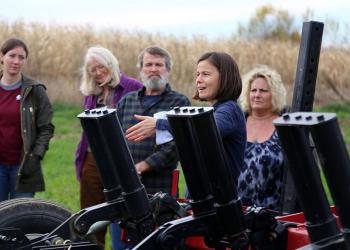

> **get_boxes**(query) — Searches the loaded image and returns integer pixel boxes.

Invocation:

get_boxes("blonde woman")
[74,46,142,249]
[237,65,287,210]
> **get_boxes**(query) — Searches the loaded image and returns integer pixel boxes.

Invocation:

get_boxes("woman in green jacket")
[0,37,54,201]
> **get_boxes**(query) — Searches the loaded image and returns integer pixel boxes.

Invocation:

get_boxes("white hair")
[79,46,120,96]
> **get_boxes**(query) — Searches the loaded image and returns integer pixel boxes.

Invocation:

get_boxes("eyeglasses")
[88,65,107,76]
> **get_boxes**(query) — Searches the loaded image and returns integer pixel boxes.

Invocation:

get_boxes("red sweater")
[0,86,22,164]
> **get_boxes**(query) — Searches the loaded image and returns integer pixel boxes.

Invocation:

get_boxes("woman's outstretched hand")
[125,115,156,142]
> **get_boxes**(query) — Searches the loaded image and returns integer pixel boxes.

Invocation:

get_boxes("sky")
[1,0,350,40]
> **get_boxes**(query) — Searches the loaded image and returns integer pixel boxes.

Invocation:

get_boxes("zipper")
[18,86,32,178]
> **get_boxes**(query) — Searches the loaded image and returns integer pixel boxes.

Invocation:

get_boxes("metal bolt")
[77,222,87,233]
[317,115,325,121]
[282,114,290,120]
[0,235,8,241]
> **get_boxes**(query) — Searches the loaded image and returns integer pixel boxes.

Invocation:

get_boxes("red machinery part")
[184,207,340,250]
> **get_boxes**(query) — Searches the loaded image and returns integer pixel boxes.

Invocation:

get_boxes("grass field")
[36,103,83,211]
[34,102,350,248]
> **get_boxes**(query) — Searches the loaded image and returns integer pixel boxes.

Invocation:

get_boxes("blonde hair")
[240,65,287,114]
[80,46,120,96]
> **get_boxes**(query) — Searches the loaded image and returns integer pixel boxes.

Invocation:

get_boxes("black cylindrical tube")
[168,107,245,235]
[275,124,340,243]
[167,108,214,215]
[79,109,122,201]
[310,116,350,247]
[78,108,151,219]
[191,110,245,235]
[192,112,238,202]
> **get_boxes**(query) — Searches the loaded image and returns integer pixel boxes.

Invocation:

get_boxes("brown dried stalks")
[1,20,349,106]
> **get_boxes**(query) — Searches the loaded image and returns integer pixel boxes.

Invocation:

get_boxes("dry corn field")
[1,20,349,106]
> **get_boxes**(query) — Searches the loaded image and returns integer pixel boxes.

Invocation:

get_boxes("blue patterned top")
[237,131,283,210]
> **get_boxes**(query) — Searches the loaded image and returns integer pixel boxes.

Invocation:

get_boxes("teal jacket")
[15,74,54,192]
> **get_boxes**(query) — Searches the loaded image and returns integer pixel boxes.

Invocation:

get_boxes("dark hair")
[137,46,172,71]
[193,52,242,102]
[1,38,29,58]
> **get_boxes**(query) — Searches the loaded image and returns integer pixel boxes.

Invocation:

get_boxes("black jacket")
[16,74,54,192]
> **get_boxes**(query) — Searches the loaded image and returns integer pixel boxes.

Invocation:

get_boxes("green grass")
[36,103,83,211]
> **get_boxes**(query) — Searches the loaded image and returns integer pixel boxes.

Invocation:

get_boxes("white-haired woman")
[237,65,287,211]
[74,46,142,249]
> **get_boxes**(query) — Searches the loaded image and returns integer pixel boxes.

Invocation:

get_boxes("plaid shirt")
[117,84,191,194]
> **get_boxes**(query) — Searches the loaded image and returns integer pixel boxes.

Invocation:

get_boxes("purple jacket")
[74,73,143,180]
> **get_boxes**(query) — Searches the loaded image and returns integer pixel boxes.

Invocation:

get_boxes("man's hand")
[125,115,157,142]
[135,161,152,175]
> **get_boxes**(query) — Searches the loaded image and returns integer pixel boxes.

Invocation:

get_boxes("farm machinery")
[1,21,350,250]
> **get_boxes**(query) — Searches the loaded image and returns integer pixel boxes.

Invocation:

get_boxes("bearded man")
[116,46,190,195]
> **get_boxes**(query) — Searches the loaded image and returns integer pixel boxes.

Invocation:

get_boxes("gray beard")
[141,73,168,90]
